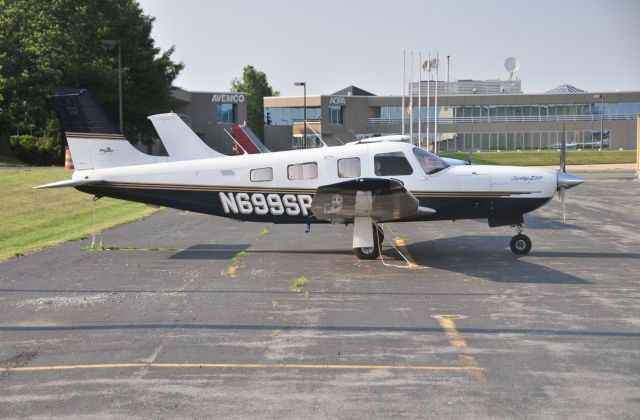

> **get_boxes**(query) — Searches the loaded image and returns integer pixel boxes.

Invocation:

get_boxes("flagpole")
[434,52,439,154]
[418,51,422,149]
[426,52,431,152]
[402,51,405,136]
[410,51,413,144]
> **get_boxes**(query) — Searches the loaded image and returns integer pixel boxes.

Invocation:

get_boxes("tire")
[354,224,382,260]
[510,234,532,255]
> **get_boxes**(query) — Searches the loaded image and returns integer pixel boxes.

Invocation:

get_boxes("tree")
[231,65,278,140]
[0,0,183,159]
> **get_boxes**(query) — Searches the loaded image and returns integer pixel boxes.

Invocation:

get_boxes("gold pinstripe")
[66,132,126,140]
[90,182,539,198]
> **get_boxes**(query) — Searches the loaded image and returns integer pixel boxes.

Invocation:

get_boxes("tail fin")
[148,113,226,160]
[54,87,165,170]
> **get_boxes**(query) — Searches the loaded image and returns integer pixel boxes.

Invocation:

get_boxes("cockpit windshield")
[412,147,450,175]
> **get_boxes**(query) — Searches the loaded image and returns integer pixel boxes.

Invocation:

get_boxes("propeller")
[558,183,567,222]
[560,128,566,173]
[556,124,584,222]
[559,127,567,222]
[466,150,473,165]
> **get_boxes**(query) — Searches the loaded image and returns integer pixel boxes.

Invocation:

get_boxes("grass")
[0,168,158,261]
[231,251,252,263]
[439,150,636,166]
[288,276,308,292]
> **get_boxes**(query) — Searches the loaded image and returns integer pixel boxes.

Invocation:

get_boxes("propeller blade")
[559,186,566,223]
[560,123,566,173]
[466,151,473,165]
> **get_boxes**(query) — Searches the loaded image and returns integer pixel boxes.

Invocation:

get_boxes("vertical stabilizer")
[53,87,165,170]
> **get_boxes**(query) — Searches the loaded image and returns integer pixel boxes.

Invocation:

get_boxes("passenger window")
[338,157,361,178]
[287,162,318,180]
[250,167,273,182]
[374,152,413,176]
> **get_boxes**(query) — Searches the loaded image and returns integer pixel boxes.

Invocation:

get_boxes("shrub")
[9,135,62,165]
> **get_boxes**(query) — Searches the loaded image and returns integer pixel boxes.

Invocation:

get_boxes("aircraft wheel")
[354,245,380,260]
[354,224,381,260]
[510,234,532,255]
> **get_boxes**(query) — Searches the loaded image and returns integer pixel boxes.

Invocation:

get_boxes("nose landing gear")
[510,224,532,255]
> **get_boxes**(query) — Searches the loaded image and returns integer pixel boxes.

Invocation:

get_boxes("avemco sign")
[211,93,245,103]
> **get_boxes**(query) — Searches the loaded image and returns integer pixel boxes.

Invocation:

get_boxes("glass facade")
[435,130,610,152]
[217,103,236,124]
[375,102,640,124]
[264,107,321,125]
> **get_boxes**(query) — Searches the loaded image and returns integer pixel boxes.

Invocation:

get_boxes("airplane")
[37,87,583,260]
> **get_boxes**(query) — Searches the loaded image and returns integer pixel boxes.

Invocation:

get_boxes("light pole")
[294,82,306,147]
[102,39,123,133]
[593,94,604,149]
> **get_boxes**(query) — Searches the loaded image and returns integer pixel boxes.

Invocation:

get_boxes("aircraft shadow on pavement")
[522,215,586,230]
[405,235,592,285]
[169,243,251,260]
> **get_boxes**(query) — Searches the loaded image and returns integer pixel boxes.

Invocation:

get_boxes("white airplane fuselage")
[72,141,558,226]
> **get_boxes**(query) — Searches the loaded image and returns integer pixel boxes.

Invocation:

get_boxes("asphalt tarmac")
[1,176,639,419]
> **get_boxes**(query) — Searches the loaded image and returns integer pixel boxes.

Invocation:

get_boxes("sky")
[138,0,640,97]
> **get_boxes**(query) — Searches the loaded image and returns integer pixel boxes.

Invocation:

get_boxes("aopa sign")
[211,93,245,103]
[329,96,346,105]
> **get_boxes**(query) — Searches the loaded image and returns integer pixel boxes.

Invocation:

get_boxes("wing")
[311,178,435,223]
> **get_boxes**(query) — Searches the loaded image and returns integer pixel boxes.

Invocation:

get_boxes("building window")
[337,157,361,178]
[264,107,321,125]
[217,103,235,124]
[250,167,273,182]
[287,162,318,180]
[329,106,343,125]
[374,152,413,176]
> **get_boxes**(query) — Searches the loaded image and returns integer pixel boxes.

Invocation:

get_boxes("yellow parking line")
[438,317,467,347]
[436,316,485,382]
[3,362,483,373]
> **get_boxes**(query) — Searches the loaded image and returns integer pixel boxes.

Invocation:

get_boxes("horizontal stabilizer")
[34,179,102,189]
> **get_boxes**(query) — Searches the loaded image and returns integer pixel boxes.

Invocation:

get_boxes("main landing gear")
[509,224,532,255]
[354,224,384,260]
